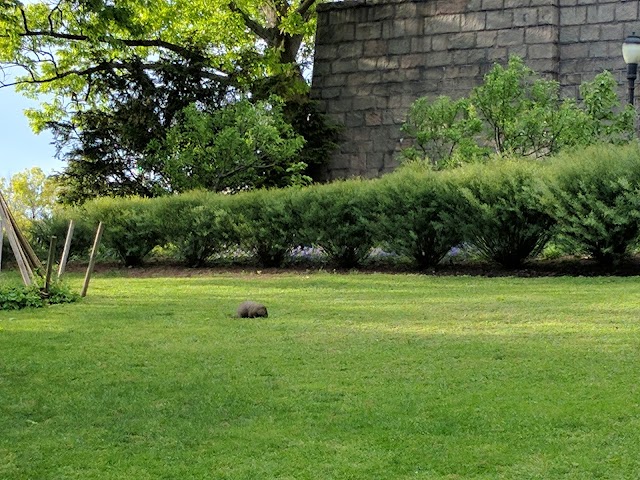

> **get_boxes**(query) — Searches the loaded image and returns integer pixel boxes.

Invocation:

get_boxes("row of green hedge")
[29,143,640,270]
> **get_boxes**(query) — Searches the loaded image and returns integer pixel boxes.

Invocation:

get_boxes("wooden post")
[44,236,57,294]
[0,193,42,272]
[57,220,75,279]
[81,222,104,298]
[0,200,33,286]
[0,218,4,273]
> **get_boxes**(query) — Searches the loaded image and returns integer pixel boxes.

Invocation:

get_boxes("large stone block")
[513,8,539,27]
[425,14,462,34]
[388,37,412,55]
[337,42,363,58]
[616,2,639,22]
[482,0,504,11]
[435,0,470,15]
[561,6,587,25]
[476,31,498,48]
[497,29,525,47]
[363,39,389,57]
[528,43,558,60]
[559,25,580,43]
[461,11,486,31]
[538,6,559,25]
[355,23,382,41]
[587,4,615,24]
[579,24,601,42]
[525,25,557,44]
[486,10,514,30]
[449,32,477,49]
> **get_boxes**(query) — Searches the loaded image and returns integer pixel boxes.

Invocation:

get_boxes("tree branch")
[298,0,317,20]
[7,4,202,60]
[0,60,230,88]
[228,1,275,44]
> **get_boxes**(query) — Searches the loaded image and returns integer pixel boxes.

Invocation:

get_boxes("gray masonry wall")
[311,0,640,179]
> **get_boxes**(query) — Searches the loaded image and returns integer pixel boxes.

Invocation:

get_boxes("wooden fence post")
[57,220,75,279]
[0,199,33,286]
[0,218,3,273]
[81,222,104,298]
[44,236,57,294]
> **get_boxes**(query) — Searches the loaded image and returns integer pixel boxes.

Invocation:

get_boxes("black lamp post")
[622,33,640,105]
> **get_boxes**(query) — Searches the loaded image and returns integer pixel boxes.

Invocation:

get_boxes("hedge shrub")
[30,208,98,262]
[376,164,462,269]
[28,143,640,271]
[83,196,165,267]
[451,160,554,268]
[297,179,380,268]
[230,188,302,268]
[155,191,241,267]
[545,143,640,265]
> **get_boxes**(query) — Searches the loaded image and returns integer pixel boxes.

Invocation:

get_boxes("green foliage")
[155,191,241,267]
[375,164,462,269]
[451,159,554,268]
[280,98,344,180]
[83,196,164,266]
[298,180,380,268]
[0,284,42,310]
[29,208,97,261]
[1,0,330,202]
[31,142,640,271]
[544,143,640,266]
[471,56,589,157]
[51,57,229,203]
[0,281,78,310]
[401,57,637,167]
[400,96,485,168]
[580,71,638,144]
[230,188,302,268]
[1,167,58,231]
[156,98,307,193]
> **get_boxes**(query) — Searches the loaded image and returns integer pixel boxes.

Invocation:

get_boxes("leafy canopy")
[1,0,335,203]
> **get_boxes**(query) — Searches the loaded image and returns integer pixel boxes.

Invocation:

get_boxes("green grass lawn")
[1,271,640,479]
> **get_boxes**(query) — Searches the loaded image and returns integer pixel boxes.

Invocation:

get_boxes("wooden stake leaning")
[44,236,57,294]
[0,192,42,272]
[57,220,75,279]
[0,218,4,273]
[81,222,104,298]
[0,194,34,286]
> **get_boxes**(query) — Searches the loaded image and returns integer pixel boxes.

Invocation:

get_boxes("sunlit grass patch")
[2,272,640,478]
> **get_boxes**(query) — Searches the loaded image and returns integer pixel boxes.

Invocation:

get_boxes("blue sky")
[0,87,64,181]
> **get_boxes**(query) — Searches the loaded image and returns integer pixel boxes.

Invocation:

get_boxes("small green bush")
[376,165,462,269]
[155,191,241,267]
[231,188,301,268]
[84,196,164,267]
[545,143,640,266]
[0,282,79,310]
[298,179,380,268]
[451,160,554,268]
[29,208,97,262]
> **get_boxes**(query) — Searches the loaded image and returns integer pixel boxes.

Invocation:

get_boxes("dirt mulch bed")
[56,257,640,278]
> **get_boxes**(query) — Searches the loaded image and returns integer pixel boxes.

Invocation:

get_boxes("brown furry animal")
[236,301,268,318]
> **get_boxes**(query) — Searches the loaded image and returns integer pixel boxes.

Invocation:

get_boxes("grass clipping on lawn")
[1,272,640,478]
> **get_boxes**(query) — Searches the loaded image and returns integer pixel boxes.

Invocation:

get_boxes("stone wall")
[311,0,640,179]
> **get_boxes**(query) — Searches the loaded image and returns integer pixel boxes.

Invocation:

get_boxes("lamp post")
[622,33,640,105]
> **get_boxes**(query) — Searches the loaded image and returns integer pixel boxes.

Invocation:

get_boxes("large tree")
[0,0,335,202]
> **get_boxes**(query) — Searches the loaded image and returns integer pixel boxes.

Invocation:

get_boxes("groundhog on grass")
[236,301,268,318]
